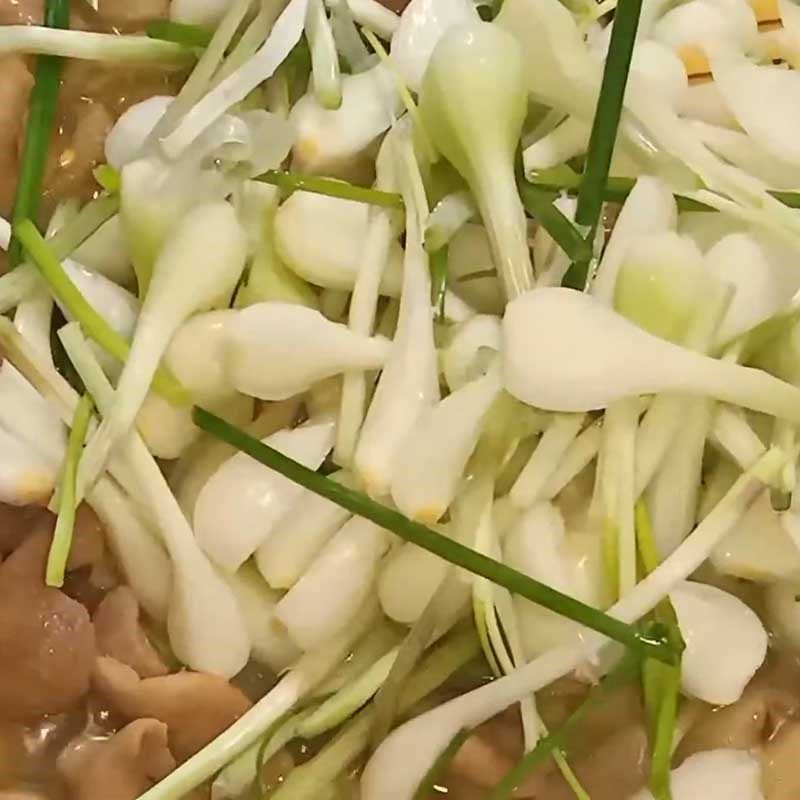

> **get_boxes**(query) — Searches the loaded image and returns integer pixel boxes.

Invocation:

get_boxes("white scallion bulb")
[389,366,502,523]
[670,580,767,705]
[290,64,402,175]
[274,192,403,294]
[419,21,533,300]
[225,302,393,401]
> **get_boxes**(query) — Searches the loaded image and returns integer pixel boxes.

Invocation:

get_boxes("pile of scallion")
[3,0,800,798]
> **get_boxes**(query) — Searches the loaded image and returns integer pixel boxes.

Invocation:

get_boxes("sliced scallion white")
[225,302,392,401]
[194,416,335,573]
[192,405,677,661]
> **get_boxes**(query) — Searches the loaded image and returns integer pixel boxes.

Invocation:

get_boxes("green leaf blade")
[562,0,643,289]
[8,0,71,268]
[147,19,213,49]
[258,170,405,209]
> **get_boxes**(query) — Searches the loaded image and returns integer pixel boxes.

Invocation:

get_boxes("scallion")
[147,19,214,49]
[563,0,643,289]
[92,164,122,195]
[7,0,70,268]
[370,571,459,748]
[430,244,449,320]
[45,392,93,587]
[46,193,120,258]
[192,406,678,664]
[646,660,681,800]
[360,26,437,165]
[14,219,191,407]
[258,169,405,208]
[518,180,593,263]
[637,500,684,800]
[0,27,194,64]
[530,167,800,213]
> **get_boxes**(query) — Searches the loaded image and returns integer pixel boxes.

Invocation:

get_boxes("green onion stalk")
[8,0,70,267]
[46,393,93,587]
[562,0,643,290]
[636,500,684,800]
[258,169,405,208]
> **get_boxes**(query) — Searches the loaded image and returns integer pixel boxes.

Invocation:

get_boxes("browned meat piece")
[675,685,799,762]
[446,709,541,795]
[95,0,170,30]
[0,502,47,556]
[93,587,168,679]
[57,719,176,800]
[0,720,30,790]
[0,507,104,585]
[0,56,33,217]
[0,509,101,720]
[0,49,180,224]
[443,680,649,798]
[0,583,95,720]
[93,657,252,761]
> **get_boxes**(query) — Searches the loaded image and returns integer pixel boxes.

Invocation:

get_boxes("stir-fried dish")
[5,0,800,798]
